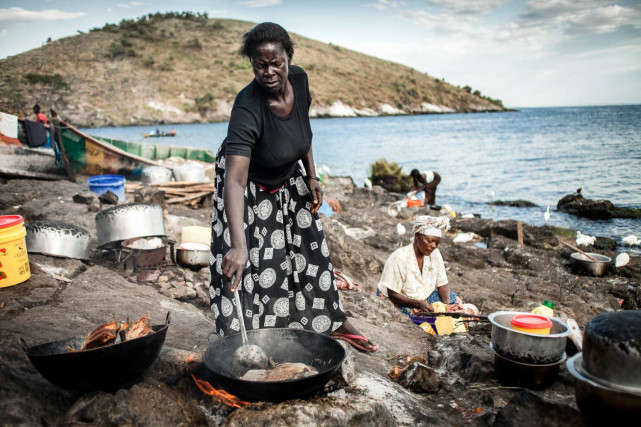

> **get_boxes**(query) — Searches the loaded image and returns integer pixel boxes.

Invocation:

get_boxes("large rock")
[494,389,584,426]
[557,194,641,219]
[225,396,397,426]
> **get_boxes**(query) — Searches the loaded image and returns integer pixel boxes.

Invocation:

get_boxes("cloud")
[425,0,509,15]
[237,0,282,7]
[0,7,86,26]
[117,1,145,8]
[518,0,641,35]
[368,0,401,11]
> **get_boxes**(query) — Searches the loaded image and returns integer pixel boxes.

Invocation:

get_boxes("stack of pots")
[488,311,570,389]
[566,311,641,419]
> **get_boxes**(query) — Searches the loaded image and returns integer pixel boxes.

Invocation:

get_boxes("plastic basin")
[88,175,125,202]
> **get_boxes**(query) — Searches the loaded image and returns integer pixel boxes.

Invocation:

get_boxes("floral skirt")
[209,154,346,337]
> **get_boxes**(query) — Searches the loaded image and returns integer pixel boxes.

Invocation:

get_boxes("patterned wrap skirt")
[209,154,347,338]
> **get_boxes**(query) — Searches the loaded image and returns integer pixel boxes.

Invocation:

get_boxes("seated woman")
[377,216,470,315]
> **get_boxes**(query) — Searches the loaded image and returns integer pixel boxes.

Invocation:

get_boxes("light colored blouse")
[377,244,448,301]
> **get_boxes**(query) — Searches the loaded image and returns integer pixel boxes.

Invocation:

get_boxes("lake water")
[85,105,641,245]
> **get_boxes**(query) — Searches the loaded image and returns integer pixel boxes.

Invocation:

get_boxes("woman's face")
[251,42,290,95]
[414,234,440,257]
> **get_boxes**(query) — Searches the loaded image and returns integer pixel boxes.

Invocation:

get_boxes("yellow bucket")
[0,215,30,288]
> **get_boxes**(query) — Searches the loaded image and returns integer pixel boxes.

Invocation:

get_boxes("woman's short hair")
[33,104,40,114]
[240,22,294,60]
[410,169,420,177]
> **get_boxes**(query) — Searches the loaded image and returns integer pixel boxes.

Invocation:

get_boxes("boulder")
[98,190,119,205]
[397,362,440,393]
[489,200,538,207]
[493,389,583,427]
[557,194,641,219]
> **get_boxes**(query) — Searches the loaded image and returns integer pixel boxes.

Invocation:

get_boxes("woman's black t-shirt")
[222,65,313,190]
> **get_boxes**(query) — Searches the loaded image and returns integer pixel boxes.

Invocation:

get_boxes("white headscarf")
[413,215,450,238]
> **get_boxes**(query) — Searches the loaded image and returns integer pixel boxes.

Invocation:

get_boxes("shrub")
[143,56,155,68]
[186,37,202,49]
[369,158,404,178]
[195,93,214,116]
[25,73,68,89]
[157,61,173,71]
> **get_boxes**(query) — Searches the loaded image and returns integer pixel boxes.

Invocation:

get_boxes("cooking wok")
[203,328,345,402]
[20,312,170,392]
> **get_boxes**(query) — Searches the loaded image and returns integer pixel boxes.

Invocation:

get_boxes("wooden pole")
[517,221,524,246]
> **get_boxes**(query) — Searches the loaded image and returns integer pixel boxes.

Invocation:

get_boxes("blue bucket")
[87,175,126,202]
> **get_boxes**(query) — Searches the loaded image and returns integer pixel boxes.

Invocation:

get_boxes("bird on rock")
[396,223,406,236]
[615,253,630,268]
[489,190,495,201]
[576,231,596,247]
[544,206,550,223]
[622,235,639,246]
[453,232,474,244]
[364,178,372,188]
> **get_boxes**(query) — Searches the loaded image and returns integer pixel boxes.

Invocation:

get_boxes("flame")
[191,375,250,408]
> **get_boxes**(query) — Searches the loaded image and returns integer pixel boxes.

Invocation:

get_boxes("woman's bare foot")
[331,320,377,352]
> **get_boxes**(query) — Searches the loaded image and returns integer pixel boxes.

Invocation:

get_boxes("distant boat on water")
[143,129,177,138]
[58,121,213,179]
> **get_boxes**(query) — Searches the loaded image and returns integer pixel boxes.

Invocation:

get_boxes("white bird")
[489,190,495,201]
[396,223,406,236]
[622,235,639,246]
[576,231,596,247]
[615,253,630,268]
[320,165,331,174]
[364,178,372,188]
[453,232,474,244]
[544,206,550,223]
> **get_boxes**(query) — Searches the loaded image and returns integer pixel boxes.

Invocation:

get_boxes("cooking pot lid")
[511,314,553,329]
[0,215,23,229]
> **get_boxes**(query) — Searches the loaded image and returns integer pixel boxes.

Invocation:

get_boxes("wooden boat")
[0,145,67,180]
[58,121,214,179]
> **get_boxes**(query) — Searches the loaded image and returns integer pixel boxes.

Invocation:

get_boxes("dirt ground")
[0,176,638,425]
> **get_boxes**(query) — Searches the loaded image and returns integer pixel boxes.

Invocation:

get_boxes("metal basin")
[173,164,206,182]
[141,166,173,184]
[490,343,565,389]
[25,220,92,260]
[567,353,641,419]
[489,311,569,364]
[571,252,611,276]
[95,203,165,249]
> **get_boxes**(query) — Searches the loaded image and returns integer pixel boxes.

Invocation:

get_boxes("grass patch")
[550,226,574,237]
[25,73,68,88]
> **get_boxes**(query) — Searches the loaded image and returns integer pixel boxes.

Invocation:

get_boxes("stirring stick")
[560,241,599,262]
[234,289,248,345]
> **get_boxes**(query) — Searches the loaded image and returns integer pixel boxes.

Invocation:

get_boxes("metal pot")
[141,166,173,184]
[121,237,167,270]
[582,311,641,390]
[567,353,641,419]
[571,252,611,276]
[203,328,346,402]
[489,311,569,364]
[95,203,165,249]
[20,312,170,392]
[25,220,92,260]
[170,241,209,270]
[490,343,565,389]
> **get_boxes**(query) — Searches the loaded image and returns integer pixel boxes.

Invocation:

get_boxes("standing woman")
[209,23,376,352]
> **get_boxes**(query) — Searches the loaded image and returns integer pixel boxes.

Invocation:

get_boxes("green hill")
[0,12,506,127]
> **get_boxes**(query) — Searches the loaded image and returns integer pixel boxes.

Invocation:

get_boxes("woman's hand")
[222,247,248,292]
[307,177,323,214]
[417,300,434,312]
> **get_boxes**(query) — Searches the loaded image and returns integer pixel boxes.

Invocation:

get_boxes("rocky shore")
[1,175,639,426]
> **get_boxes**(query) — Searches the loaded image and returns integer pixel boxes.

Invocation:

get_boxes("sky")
[1,0,640,108]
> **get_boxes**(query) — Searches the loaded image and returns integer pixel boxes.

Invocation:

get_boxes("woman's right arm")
[221,154,251,292]
[388,289,433,312]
